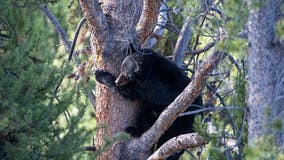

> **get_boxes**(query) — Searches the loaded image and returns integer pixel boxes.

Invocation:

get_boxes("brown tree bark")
[148,133,206,160]
[80,0,144,159]
[136,0,162,45]
[247,0,282,144]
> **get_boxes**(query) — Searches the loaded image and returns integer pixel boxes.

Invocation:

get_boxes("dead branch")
[39,4,71,52]
[179,106,245,117]
[73,46,92,57]
[147,133,206,160]
[156,23,180,35]
[68,17,86,62]
[173,17,192,67]
[88,90,96,110]
[127,50,224,159]
[189,41,215,55]
[227,54,241,71]
[136,0,162,44]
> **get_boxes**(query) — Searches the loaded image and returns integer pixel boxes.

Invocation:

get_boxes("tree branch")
[189,41,215,55]
[173,17,192,67]
[179,106,245,117]
[68,17,86,62]
[39,4,71,52]
[79,0,109,48]
[136,0,162,44]
[147,133,206,160]
[146,0,168,48]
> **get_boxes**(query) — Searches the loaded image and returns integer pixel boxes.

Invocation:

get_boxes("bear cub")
[95,44,203,159]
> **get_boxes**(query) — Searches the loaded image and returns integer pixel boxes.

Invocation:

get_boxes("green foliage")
[244,135,284,160]
[276,19,284,41]
[0,1,95,159]
[205,138,227,160]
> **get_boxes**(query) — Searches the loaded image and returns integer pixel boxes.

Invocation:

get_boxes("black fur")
[94,45,203,159]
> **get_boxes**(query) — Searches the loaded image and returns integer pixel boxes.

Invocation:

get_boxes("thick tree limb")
[173,17,192,67]
[79,0,109,49]
[147,133,206,160]
[127,51,224,158]
[80,1,144,159]
[136,0,162,44]
[146,0,167,48]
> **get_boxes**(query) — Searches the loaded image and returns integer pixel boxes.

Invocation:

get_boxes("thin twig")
[188,41,215,55]
[68,17,86,62]
[179,106,245,117]
[227,54,241,71]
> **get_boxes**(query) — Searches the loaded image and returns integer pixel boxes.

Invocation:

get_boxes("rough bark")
[80,0,143,159]
[147,133,206,160]
[136,0,162,45]
[173,17,192,67]
[126,51,224,159]
[247,0,282,144]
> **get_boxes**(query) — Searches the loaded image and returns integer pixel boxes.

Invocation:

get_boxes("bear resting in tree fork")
[95,44,203,160]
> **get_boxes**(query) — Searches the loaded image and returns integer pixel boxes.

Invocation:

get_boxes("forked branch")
[136,0,162,44]
[79,0,109,47]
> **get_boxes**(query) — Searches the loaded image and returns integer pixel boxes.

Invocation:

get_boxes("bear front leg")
[94,70,118,90]
[95,70,141,101]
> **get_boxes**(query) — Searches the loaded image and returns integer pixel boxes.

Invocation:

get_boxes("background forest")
[1,0,284,159]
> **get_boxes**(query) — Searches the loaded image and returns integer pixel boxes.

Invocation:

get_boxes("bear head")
[115,53,144,86]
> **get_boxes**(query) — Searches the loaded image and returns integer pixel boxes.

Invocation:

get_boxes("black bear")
[95,44,203,159]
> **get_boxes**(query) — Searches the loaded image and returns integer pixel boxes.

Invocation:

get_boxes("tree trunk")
[247,0,282,144]
[80,0,144,159]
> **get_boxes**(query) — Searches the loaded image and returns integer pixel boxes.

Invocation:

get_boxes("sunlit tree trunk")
[80,0,143,159]
[247,0,282,144]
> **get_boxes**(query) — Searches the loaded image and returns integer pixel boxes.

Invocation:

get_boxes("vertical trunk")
[247,0,281,144]
[80,0,164,159]
[88,1,143,159]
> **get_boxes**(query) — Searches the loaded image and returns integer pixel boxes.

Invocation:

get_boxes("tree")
[8,0,284,159]
[79,0,224,159]
[247,0,283,144]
